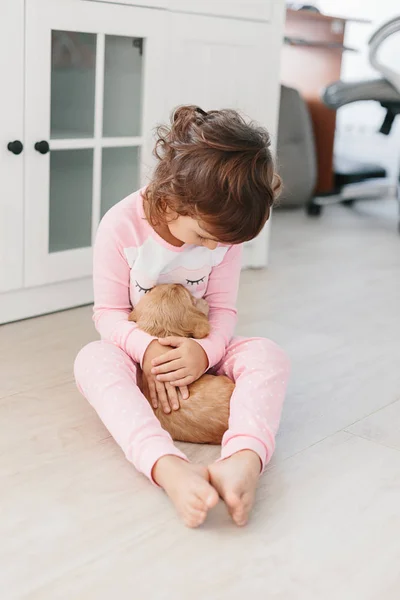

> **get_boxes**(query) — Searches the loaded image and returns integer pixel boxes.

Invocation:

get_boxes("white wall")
[315,0,400,180]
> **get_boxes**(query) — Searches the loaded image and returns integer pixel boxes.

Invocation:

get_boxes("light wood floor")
[2,200,400,600]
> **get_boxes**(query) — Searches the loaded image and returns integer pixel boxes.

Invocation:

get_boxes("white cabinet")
[0,0,24,293]
[1,0,285,323]
[24,0,166,287]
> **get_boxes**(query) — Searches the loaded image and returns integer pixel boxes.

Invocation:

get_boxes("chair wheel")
[342,199,355,207]
[306,202,322,216]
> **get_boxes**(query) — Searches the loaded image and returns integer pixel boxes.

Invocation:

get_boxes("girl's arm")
[194,244,242,368]
[92,213,155,367]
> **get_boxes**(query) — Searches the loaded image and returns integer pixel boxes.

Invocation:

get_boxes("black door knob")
[34,140,50,154]
[7,140,23,155]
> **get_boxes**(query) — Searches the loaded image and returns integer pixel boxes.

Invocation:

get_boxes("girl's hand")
[142,341,189,414]
[151,337,209,387]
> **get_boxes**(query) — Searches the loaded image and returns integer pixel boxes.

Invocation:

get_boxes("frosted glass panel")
[101,147,140,217]
[50,31,96,139]
[103,36,144,137]
[49,149,93,253]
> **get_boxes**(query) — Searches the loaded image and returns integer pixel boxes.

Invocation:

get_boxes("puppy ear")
[128,309,137,322]
[184,307,210,339]
[195,297,209,317]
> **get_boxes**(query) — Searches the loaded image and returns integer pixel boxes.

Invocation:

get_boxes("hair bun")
[171,105,207,142]
[173,105,207,122]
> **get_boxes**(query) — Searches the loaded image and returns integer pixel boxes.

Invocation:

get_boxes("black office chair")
[307,16,400,230]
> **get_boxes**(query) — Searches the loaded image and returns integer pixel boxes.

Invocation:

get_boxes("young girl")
[74,106,290,528]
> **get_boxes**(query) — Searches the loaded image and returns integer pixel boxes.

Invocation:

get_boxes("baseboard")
[1,277,94,324]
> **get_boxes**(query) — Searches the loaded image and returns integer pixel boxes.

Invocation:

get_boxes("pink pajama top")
[92,188,243,368]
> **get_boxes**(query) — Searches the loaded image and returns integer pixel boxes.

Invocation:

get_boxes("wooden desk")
[281,9,369,194]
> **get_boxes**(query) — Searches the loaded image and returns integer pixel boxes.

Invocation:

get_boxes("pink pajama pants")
[74,337,290,482]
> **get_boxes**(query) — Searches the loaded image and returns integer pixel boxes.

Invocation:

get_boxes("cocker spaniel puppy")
[129,284,232,444]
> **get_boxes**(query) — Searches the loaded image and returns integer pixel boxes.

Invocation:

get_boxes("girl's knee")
[75,340,102,364]
[74,340,133,384]
[74,340,114,382]
[247,338,290,373]
[74,341,99,382]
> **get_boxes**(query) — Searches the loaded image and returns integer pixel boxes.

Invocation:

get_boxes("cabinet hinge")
[133,38,143,56]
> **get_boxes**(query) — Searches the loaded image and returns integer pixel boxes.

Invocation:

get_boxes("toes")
[183,507,207,528]
[191,496,208,511]
[205,488,219,509]
[181,482,217,528]
[225,492,251,527]
[232,509,248,526]
[194,479,219,509]
[224,491,242,514]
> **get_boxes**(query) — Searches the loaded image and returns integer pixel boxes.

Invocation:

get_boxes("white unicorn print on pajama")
[124,236,229,305]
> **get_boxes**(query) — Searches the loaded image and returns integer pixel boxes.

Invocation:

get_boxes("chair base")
[306,153,399,230]
[306,177,399,229]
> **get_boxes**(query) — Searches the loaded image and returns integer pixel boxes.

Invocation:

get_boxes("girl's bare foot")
[153,456,219,528]
[208,450,261,526]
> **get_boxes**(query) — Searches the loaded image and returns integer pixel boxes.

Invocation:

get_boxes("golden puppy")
[129,284,232,444]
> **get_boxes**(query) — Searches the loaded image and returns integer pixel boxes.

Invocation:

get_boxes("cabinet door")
[24,0,166,287]
[167,11,284,267]
[0,0,24,292]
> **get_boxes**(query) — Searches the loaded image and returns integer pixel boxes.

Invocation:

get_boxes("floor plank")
[347,399,400,451]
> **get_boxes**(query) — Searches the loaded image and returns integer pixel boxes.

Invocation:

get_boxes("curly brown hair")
[143,105,281,244]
